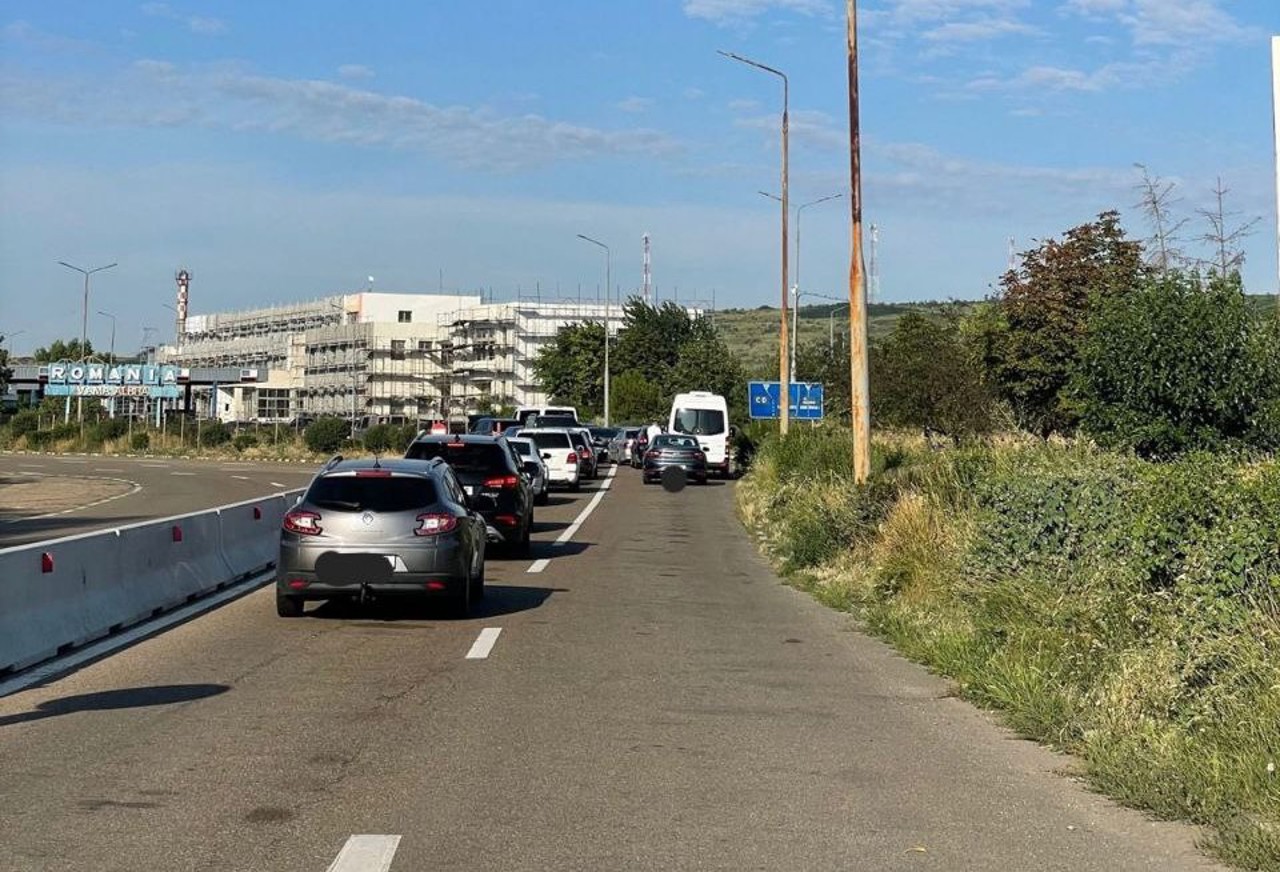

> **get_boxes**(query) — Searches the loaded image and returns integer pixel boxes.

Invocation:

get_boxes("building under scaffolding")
[157,291,651,425]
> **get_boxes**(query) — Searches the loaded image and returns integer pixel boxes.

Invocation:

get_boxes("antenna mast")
[1008,236,1017,271]
[174,268,191,341]
[642,233,652,303]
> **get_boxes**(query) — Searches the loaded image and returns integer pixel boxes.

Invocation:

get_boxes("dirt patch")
[0,474,137,519]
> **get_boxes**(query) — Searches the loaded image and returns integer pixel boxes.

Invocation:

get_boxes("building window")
[418,340,432,351]
[398,310,412,323]
[390,340,406,360]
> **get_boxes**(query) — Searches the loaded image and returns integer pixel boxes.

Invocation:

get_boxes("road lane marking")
[171,471,197,477]
[0,475,143,526]
[465,627,503,660]
[326,835,401,872]
[270,481,287,487]
[94,467,125,473]
[527,465,617,573]
[17,464,45,469]
[140,462,170,468]
[59,459,88,464]
[231,475,251,481]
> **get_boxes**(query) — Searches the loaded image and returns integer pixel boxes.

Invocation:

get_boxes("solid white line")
[465,627,503,660]
[526,465,616,573]
[325,835,402,872]
[527,558,550,574]
[0,570,272,698]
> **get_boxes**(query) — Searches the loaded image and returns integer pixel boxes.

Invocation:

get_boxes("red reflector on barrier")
[425,581,447,591]
[253,506,262,520]
[287,578,309,590]
[41,552,54,573]
[171,525,183,543]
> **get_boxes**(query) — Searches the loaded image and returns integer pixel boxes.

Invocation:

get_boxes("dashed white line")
[465,627,503,660]
[0,475,144,526]
[171,471,197,477]
[527,465,617,573]
[270,481,287,488]
[59,459,88,465]
[231,475,251,481]
[325,835,401,872]
[140,462,170,468]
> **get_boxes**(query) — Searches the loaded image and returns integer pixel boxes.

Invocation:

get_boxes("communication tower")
[642,233,652,303]
[175,268,191,339]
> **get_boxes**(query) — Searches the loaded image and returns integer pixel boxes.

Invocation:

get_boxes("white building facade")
[157,292,632,425]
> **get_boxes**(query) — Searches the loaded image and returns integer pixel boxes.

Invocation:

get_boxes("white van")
[514,405,579,426]
[669,391,730,477]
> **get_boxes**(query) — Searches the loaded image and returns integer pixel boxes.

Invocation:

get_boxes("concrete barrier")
[0,490,301,676]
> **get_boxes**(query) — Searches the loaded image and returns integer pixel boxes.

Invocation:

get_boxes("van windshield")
[672,408,725,436]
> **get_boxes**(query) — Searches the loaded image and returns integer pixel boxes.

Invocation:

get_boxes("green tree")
[976,211,1145,436]
[796,332,851,421]
[532,321,606,418]
[0,333,11,397]
[33,339,95,362]
[611,369,664,423]
[1074,271,1280,457]
[870,311,996,438]
[612,299,696,387]
[668,316,747,422]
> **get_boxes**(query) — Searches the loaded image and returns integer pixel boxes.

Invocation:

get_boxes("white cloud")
[727,98,761,112]
[140,2,228,36]
[736,109,844,149]
[1,63,683,173]
[617,96,654,113]
[337,64,375,81]
[922,17,1039,42]
[1061,0,1253,46]
[682,0,830,26]
[683,86,707,100]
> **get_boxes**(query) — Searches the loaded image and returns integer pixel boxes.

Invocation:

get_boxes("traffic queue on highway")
[277,391,733,619]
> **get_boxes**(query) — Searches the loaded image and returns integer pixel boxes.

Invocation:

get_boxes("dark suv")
[405,433,534,554]
[277,457,487,618]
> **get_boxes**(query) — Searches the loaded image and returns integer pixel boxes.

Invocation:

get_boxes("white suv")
[521,428,581,492]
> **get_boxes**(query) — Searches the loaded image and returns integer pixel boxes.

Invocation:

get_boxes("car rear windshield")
[533,415,578,428]
[672,408,726,436]
[528,432,572,450]
[589,427,618,439]
[405,441,507,473]
[654,435,699,450]
[307,475,437,512]
[509,440,534,457]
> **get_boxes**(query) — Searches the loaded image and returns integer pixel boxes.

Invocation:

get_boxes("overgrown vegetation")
[738,430,1280,870]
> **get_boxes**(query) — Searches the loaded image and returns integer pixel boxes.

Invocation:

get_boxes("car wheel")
[570,480,580,492]
[536,488,549,506]
[450,579,472,618]
[276,592,304,618]
[513,518,532,557]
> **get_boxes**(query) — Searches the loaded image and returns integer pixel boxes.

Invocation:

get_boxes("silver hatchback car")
[277,456,487,617]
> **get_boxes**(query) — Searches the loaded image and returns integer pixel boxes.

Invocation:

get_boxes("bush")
[199,420,231,447]
[1075,271,1280,458]
[9,409,39,438]
[232,431,257,452]
[91,418,128,443]
[130,431,150,451]
[362,423,411,454]
[305,417,350,454]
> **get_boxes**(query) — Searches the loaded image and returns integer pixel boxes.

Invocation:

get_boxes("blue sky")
[1,0,1277,354]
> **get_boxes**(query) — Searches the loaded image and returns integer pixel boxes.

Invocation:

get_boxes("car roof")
[520,427,572,435]
[320,457,444,476]
[411,433,505,445]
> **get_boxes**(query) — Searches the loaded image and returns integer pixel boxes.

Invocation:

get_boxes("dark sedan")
[642,434,708,485]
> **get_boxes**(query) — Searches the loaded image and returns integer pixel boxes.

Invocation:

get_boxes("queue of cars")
[277,393,733,619]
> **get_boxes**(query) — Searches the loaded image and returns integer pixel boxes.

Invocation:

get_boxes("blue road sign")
[748,381,824,420]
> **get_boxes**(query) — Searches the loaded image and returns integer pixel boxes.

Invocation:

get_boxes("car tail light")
[287,578,309,590]
[694,451,706,461]
[566,452,579,465]
[415,513,458,536]
[484,475,520,489]
[495,514,518,525]
[284,511,322,535]
[646,450,660,459]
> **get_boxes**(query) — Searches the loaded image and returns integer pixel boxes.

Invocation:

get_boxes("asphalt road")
[0,464,1222,871]
[0,454,316,547]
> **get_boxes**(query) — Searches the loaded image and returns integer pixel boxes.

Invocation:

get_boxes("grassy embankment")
[737,429,1280,870]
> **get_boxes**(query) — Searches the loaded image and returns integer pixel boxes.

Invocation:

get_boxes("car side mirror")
[540,452,552,460]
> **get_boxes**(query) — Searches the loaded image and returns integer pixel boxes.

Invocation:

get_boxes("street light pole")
[577,234,612,426]
[722,49,790,435]
[58,260,116,424]
[97,310,116,364]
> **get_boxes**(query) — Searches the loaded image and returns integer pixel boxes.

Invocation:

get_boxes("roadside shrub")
[199,420,231,447]
[305,417,349,454]
[50,423,79,443]
[232,431,257,452]
[91,418,129,443]
[1075,271,1280,458]
[362,423,404,454]
[130,431,150,451]
[9,409,39,438]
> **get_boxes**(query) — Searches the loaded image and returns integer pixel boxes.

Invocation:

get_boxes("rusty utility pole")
[846,0,871,483]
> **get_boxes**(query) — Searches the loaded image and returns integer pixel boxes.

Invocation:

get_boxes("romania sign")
[43,361,183,398]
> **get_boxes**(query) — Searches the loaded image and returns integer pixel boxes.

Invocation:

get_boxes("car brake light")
[355,469,391,477]
[646,450,659,459]
[284,511,322,535]
[415,513,458,536]
[484,475,520,489]
[566,452,579,465]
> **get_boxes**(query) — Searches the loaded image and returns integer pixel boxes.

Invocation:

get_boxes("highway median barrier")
[0,490,303,677]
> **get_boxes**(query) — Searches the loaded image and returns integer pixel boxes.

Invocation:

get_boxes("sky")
[1,0,1277,355]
